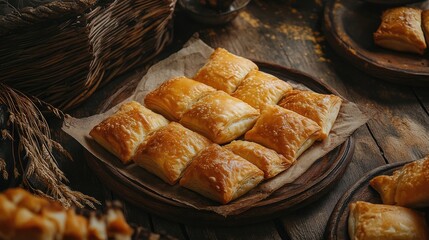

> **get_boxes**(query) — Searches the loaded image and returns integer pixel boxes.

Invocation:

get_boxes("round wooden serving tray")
[85,62,355,226]
[324,161,429,239]
[324,0,429,85]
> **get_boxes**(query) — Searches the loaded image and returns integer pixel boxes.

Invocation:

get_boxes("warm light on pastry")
[134,122,212,185]
[245,105,321,163]
[370,156,429,208]
[180,91,260,144]
[89,101,169,164]
[144,76,216,121]
[224,140,293,179]
[278,90,342,140]
[348,201,429,240]
[231,70,293,110]
[374,7,426,55]
[179,144,264,204]
[193,48,258,94]
[422,10,429,46]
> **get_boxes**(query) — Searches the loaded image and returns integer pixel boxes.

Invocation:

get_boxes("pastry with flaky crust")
[179,144,264,204]
[278,90,342,140]
[134,122,212,185]
[144,76,216,121]
[224,140,293,179]
[193,48,258,94]
[370,156,429,208]
[245,105,321,163]
[374,7,426,55]
[348,201,429,240]
[231,70,292,110]
[180,91,260,144]
[422,10,429,46]
[89,101,169,164]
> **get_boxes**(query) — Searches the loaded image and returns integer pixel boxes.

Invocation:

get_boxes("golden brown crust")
[193,48,258,94]
[244,105,321,163]
[89,101,169,164]
[144,76,216,121]
[348,201,429,240]
[370,156,429,208]
[278,90,342,140]
[134,122,212,185]
[179,144,264,204]
[374,7,426,55]
[224,140,293,179]
[231,70,293,110]
[180,91,260,144]
[422,10,429,46]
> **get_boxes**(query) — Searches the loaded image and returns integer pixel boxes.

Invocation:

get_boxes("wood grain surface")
[42,0,429,239]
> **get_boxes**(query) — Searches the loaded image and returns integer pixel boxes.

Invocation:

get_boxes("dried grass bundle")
[0,83,98,208]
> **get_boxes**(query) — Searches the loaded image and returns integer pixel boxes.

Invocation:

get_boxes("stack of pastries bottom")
[348,156,429,240]
[0,188,133,240]
[90,48,343,205]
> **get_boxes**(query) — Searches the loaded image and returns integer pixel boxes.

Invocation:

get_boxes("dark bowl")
[178,0,251,25]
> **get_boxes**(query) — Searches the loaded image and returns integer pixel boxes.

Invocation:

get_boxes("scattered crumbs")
[290,8,298,14]
[314,0,322,7]
[239,11,260,28]
[206,29,216,38]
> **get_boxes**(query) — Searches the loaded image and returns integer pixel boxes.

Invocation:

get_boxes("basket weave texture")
[0,0,176,111]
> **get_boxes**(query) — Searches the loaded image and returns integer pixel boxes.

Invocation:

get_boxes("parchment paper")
[63,38,368,216]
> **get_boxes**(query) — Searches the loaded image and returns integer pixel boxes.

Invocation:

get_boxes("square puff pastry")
[180,91,260,144]
[245,105,321,163]
[193,48,258,94]
[224,140,293,179]
[348,201,429,240]
[134,122,212,185]
[89,101,169,164]
[374,7,426,55]
[278,90,342,140]
[231,70,293,110]
[370,156,429,208]
[179,144,264,204]
[144,76,216,121]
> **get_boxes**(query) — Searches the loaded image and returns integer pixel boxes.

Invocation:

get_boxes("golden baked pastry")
[422,10,429,46]
[278,90,342,140]
[348,201,429,240]
[180,91,260,144]
[374,7,426,55]
[179,144,264,204]
[370,156,429,208]
[144,76,216,121]
[224,140,293,179]
[0,188,133,240]
[231,70,293,110]
[245,105,321,163]
[134,122,212,185]
[193,48,258,94]
[89,101,169,164]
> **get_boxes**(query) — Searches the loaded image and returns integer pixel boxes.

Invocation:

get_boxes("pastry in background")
[370,156,429,208]
[224,140,293,179]
[422,10,429,46]
[193,48,258,94]
[348,201,429,240]
[180,144,264,204]
[144,76,215,121]
[231,70,293,110]
[374,7,426,55]
[134,122,212,185]
[180,91,259,144]
[278,90,342,140]
[245,105,321,163]
[89,101,169,164]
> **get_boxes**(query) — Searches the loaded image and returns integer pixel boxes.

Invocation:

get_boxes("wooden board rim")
[84,61,356,226]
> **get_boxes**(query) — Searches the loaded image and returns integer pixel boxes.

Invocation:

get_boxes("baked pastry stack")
[348,156,429,240]
[374,7,429,55]
[90,48,343,204]
[0,188,133,240]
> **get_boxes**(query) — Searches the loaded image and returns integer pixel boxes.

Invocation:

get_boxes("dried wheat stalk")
[0,83,99,208]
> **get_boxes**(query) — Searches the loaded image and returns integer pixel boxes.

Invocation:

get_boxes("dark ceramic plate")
[178,0,250,25]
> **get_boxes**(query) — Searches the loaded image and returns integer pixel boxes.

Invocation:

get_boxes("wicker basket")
[0,0,176,111]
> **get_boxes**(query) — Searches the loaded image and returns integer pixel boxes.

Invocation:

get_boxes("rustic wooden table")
[51,0,429,239]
